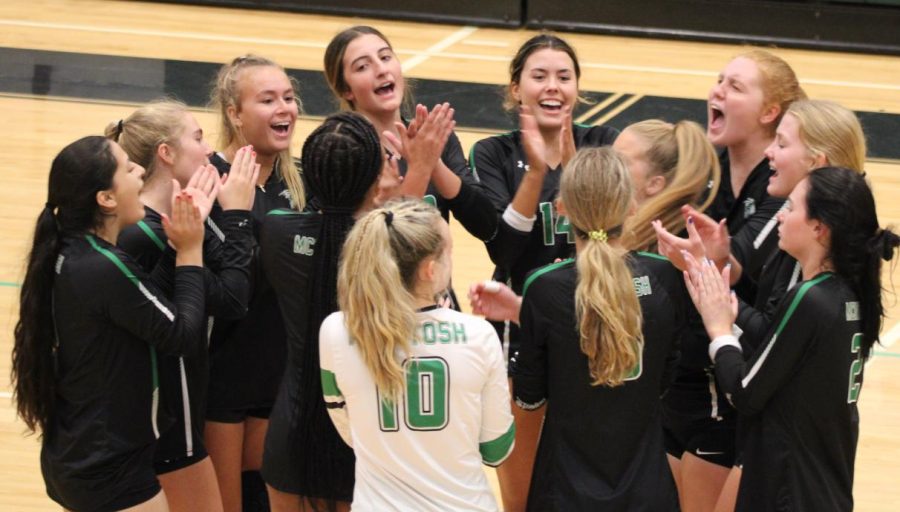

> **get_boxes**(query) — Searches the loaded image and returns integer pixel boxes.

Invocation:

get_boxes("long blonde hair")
[561,147,643,387]
[621,120,721,251]
[104,100,187,181]
[787,99,866,173]
[338,199,445,397]
[210,54,305,210]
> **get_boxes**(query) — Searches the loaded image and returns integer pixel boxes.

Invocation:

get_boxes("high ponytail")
[338,200,445,397]
[13,136,118,433]
[621,120,720,251]
[561,147,643,386]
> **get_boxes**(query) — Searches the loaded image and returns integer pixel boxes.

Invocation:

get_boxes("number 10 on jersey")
[378,357,450,432]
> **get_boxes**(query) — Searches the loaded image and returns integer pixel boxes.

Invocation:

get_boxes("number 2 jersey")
[711,273,863,511]
[319,307,515,512]
[514,253,685,511]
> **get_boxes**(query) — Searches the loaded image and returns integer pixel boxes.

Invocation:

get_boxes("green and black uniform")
[514,253,684,511]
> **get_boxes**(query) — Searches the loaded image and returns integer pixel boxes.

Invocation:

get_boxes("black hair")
[806,166,900,356]
[12,136,118,433]
[292,111,383,508]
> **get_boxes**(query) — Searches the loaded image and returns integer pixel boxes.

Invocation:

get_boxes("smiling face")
[765,113,819,199]
[168,112,212,186]
[510,48,578,130]
[341,33,405,118]
[229,65,298,156]
[106,141,147,226]
[707,57,774,147]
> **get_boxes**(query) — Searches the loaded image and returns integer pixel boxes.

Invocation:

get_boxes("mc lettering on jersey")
[293,235,316,256]
[415,321,467,345]
[633,275,652,297]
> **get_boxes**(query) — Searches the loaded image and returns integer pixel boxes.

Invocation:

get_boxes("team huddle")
[11,24,900,512]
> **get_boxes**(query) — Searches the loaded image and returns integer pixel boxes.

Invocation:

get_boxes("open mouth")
[539,99,563,113]
[375,82,395,97]
[271,122,291,135]
[709,104,725,130]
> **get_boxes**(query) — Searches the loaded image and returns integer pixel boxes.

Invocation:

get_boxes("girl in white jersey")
[319,199,515,511]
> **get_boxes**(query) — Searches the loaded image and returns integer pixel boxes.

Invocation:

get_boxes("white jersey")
[320,306,514,512]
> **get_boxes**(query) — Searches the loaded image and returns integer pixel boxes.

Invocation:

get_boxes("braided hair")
[292,111,383,506]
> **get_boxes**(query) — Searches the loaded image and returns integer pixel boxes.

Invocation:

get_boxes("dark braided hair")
[13,136,118,434]
[292,111,383,507]
[806,166,900,357]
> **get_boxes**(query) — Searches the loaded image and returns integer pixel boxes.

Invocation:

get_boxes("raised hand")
[559,106,576,168]
[468,281,522,324]
[183,164,220,220]
[682,252,736,339]
[218,145,259,211]
[519,105,547,172]
[681,205,730,267]
[374,152,403,208]
[652,217,707,271]
[162,189,205,261]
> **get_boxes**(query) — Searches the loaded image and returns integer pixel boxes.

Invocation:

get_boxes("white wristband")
[502,205,537,233]
[709,334,742,361]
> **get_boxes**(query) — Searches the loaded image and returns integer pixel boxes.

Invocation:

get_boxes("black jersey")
[41,234,206,512]
[471,124,619,295]
[712,273,862,511]
[258,210,354,499]
[205,153,296,413]
[736,248,801,352]
[514,253,684,511]
[118,205,253,468]
[397,129,497,241]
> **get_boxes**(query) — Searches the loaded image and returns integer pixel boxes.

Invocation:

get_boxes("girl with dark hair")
[12,136,208,511]
[112,100,258,512]
[204,54,307,512]
[685,166,899,511]
[320,198,514,511]
[469,33,619,509]
[323,25,497,247]
[259,111,395,511]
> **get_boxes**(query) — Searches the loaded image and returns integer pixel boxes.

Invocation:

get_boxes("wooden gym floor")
[0,1,898,509]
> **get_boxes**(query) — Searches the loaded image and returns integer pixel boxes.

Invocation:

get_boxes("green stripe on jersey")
[137,220,166,251]
[636,251,670,262]
[773,273,833,337]
[321,369,342,398]
[86,235,140,285]
[267,208,311,216]
[480,422,516,465]
[467,144,479,182]
[522,258,574,296]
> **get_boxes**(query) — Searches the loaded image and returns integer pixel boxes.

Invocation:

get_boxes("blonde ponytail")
[561,148,643,386]
[105,100,188,181]
[338,199,445,397]
[621,120,720,251]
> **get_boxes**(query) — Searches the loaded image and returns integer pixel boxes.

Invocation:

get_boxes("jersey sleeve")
[90,244,207,358]
[471,137,538,269]
[513,279,549,410]
[477,320,515,466]
[713,279,825,415]
[202,211,253,319]
[319,313,352,448]
[730,198,786,282]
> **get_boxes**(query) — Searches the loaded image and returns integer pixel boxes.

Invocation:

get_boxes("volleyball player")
[685,166,899,511]
[260,112,398,511]
[655,98,868,511]
[12,136,208,511]
[205,54,307,512]
[658,49,805,512]
[320,199,514,511]
[468,34,618,509]
[112,100,259,511]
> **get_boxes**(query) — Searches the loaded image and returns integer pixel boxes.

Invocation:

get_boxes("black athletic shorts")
[206,406,272,423]
[664,416,736,468]
[154,449,210,475]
